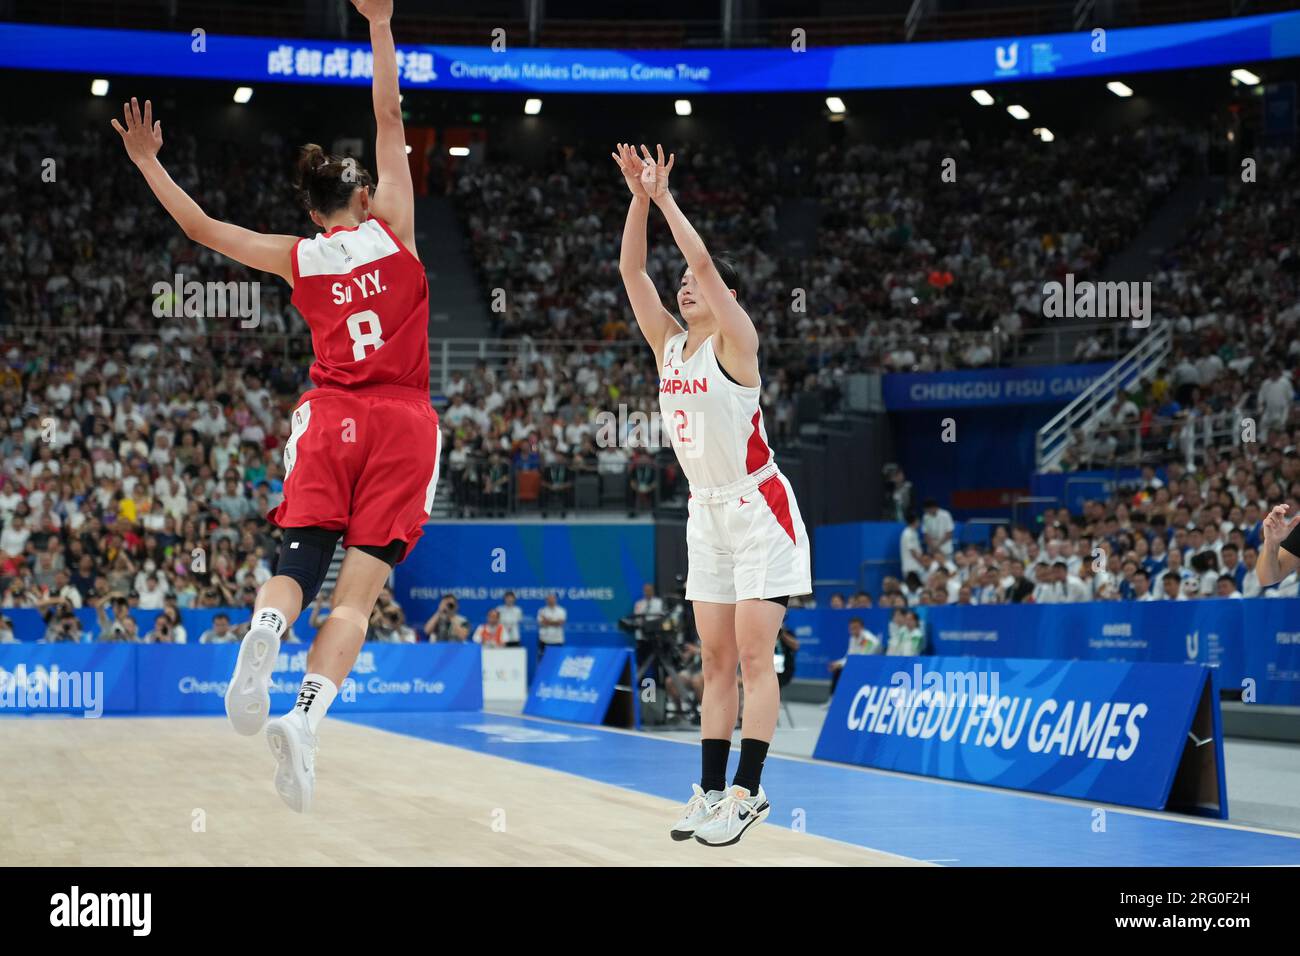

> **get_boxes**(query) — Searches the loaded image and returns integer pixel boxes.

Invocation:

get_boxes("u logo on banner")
[1185,630,1200,660]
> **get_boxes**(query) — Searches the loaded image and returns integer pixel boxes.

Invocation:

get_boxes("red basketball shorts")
[266,385,441,562]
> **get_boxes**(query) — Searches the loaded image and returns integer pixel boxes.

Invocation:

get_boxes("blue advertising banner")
[2,14,1298,93]
[393,521,654,652]
[0,644,481,716]
[524,646,638,728]
[814,654,1224,814]
[882,363,1111,410]
[135,643,482,714]
[0,643,137,715]
[1239,601,1300,708]
[922,598,1300,705]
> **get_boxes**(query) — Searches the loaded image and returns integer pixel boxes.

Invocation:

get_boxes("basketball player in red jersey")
[113,0,438,811]
[613,144,812,846]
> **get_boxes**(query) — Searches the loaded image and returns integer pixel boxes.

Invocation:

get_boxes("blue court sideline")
[343,711,1300,866]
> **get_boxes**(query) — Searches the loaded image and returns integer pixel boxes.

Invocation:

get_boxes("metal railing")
[1058,403,1254,471]
[1034,322,1172,472]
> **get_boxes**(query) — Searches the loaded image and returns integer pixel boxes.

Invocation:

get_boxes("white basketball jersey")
[657,331,775,491]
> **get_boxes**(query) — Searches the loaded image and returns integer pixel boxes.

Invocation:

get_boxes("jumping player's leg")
[225,525,341,735]
[302,545,395,688]
[266,540,402,813]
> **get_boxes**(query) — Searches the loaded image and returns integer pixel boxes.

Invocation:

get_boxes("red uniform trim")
[744,410,772,473]
[758,475,797,544]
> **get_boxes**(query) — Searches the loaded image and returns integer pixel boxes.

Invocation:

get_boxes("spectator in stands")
[921,498,955,558]
[1215,575,1243,599]
[198,612,238,644]
[1160,573,1188,602]
[900,512,924,582]
[471,608,507,646]
[95,595,136,642]
[1241,547,1263,598]
[44,609,83,644]
[886,609,926,656]
[539,455,575,517]
[828,616,881,694]
[0,613,15,643]
[627,446,657,516]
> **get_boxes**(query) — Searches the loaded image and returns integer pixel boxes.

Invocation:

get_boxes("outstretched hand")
[611,143,648,199]
[350,0,393,23]
[638,144,675,202]
[1261,503,1300,545]
[109,97,162,166]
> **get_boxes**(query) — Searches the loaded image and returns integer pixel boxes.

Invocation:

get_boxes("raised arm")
[1257,504,1300,586]
[642,144,759,360]
[112,98,297,285]
[613,144,679,363]
[352,0,416,255]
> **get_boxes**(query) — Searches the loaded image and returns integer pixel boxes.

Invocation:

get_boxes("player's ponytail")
[293,143,374,215]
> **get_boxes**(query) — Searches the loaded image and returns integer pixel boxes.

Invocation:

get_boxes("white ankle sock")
[252,607,288,639]
[292,673,337,735]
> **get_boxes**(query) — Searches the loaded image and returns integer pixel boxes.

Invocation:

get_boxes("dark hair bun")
[293,143,374,215]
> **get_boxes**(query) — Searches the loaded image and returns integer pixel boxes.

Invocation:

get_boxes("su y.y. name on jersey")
[290,217,430,393]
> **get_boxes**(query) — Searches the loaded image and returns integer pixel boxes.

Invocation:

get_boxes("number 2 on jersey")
[673,408,692,444]
[346,309,385,361]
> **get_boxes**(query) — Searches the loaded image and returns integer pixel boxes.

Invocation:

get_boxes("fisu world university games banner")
[2,13,1299,93]
[393,522,654,647]
[815,655,1227,815]
[0,643,482,717]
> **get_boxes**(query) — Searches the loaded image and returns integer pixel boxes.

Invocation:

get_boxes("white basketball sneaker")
[670,784,725,841]
[693,784,770,847]
[265,710,317,813]
[224,617,282,736]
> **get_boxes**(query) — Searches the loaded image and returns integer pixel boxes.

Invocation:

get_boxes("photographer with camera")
[423,595,469,643]
[145,605,188,644]
[43,608,84,644]
[95,593,138,643]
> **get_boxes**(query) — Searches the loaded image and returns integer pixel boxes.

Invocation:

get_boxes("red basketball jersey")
[289,216,430,394]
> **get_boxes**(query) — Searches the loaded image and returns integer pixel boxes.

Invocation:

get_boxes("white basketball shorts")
[685,466,812,604]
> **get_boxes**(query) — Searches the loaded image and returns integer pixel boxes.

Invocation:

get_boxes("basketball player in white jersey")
[613,144,812,846]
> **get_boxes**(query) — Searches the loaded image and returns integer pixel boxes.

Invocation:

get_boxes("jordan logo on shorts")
[738,496,750,507]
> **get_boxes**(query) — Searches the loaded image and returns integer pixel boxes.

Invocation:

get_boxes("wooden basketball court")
[0,716,921,867]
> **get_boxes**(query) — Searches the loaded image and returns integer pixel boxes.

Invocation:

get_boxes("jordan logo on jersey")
[660,377,708,395]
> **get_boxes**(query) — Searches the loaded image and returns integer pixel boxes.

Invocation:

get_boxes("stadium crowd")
[0,114,1295,635]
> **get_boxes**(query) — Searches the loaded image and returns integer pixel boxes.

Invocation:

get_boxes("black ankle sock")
[733,738,769,795]
[700,738,730,793]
